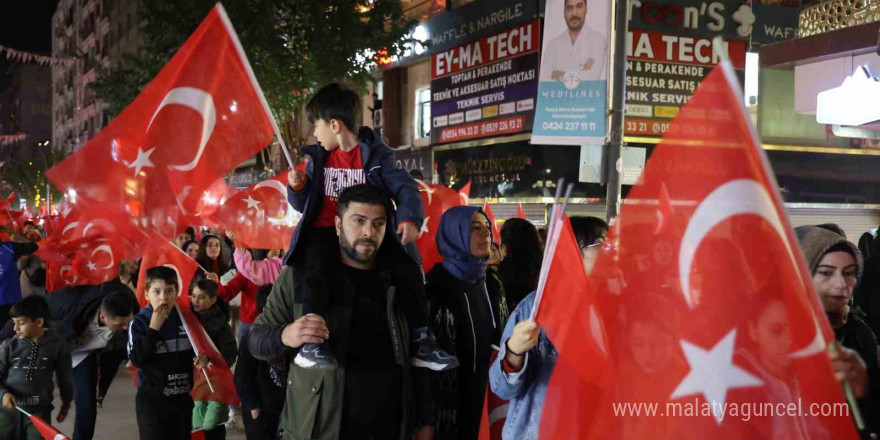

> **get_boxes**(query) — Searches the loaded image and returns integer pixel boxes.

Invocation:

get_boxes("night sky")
[0,2,59,53]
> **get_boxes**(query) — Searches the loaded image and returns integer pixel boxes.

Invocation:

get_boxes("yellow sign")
[482,105,499,118]
[655,106,680,118]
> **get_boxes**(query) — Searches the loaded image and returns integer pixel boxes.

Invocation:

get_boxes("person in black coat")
[426,206,507,440]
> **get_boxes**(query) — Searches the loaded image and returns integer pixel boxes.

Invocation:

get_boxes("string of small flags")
[0,45,79,67]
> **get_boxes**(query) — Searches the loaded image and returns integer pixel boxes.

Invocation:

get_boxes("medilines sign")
[430,20,540,145]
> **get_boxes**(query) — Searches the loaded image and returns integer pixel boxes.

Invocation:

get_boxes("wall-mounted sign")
[393,147,433,181]
[624,30,746,136]
[627,0,798,45]
[430,20,540,145]
[531,0,611,145]
[423,0,538,56]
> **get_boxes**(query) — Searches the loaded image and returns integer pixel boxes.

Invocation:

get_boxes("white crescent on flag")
[147,87,217,172]
[90,245,115,270]
[254,179,297,226]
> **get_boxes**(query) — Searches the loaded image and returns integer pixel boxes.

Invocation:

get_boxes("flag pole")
[175,304,216,394]
[202,367,216,394]
[15,406,33,418]
[530,183,575,321]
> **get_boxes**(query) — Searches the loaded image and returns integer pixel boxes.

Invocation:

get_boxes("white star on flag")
[127,147,155,176]
[420,217,430,238]
[87,262,97,271]
[242,195,261,210]
[670,329,763,424]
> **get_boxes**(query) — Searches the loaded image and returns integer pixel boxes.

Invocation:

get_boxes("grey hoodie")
[0,330,73,411]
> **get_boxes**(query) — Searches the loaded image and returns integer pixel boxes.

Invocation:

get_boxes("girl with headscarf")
[426,206,507,440]
[796,226,880,437]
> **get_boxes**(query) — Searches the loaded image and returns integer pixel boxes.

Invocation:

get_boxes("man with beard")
[541,0,608,83]
[248,184,435,439]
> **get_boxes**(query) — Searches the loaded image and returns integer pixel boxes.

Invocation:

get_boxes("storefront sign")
[423,0,538,55]
[627,0,798,45]
[531,0,611,145]
[393,147,433,180]
[624,30,746,136]
[431,20,540,145]
[434,141,582,198]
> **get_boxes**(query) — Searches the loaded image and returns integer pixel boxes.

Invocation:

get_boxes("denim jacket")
[488,292,557,440]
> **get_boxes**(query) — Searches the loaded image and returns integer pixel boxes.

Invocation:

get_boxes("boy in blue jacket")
[128,267,207,440]
[284,83,456,372]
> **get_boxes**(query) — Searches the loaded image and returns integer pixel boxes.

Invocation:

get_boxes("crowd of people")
[0,82,878,440]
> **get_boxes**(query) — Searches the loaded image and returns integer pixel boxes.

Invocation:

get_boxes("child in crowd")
[128,267,208,440]
[190,279,238,440]
[286,82,455,371]
[0,296,73,440]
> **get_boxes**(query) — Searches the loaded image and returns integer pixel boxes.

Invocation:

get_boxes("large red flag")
[212,171,300,250]
[516,204,526,220]
[46,4,276,239]
[576,62,858,439]
[459,180,472,205]
[415,180,464,272]
[533,216,612,439]
[28,412,71,440]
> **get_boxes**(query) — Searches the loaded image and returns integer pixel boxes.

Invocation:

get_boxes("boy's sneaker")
[410,327,458,371]
[294,343,338,369]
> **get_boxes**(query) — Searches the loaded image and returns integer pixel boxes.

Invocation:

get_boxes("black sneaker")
[294,343,338,369]
[410,328,459,371]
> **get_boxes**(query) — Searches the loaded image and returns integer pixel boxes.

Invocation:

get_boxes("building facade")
[51,0,141,154]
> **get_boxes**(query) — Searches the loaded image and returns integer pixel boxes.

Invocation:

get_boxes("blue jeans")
[72,350,125,440]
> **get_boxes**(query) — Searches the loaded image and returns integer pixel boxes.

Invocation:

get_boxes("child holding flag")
[0,296,72,440]
[128,267,208,440]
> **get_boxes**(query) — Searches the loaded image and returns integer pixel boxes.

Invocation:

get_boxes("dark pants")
[204,425,226,440]
[0,407,51,440]
[242,409,281,440]
[72,350,125,440]
[339,369,402,440]
[135,392,193,440]
[300,226,428,330]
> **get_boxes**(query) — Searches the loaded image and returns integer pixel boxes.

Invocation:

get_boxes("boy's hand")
[288,168,307,190]
[57,403,70,423]
[2,393,16,409]
[205,272,220,284]
[508,320,541,355]
[282,314,329,348]
[149,304,172,331]
[194,354,209,370]
[398,222,419,245]
[250,408,261,420]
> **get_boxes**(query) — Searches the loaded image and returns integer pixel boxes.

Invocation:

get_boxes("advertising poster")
[531,0,611,145]
[430,19,541,145]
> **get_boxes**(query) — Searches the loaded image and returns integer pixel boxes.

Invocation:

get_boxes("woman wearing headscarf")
[796,226,880,437]
[427,206,507,440]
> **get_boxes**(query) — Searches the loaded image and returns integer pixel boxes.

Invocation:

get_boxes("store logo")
[562,72,581,90]
[731,5,755,37]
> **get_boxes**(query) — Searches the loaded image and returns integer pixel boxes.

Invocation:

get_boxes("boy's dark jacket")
[127,304,196,397]
[0,330,73,411]
[283,126,424,265]
[192,299,237,368]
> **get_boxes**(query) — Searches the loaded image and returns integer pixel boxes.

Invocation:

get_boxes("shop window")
[415,86,431,139]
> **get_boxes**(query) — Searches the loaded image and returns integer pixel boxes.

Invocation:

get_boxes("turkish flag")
[191,429,207,440]
[516,203,526,220]
[212,171,300,249]
[27,412,71,440]
[533,215,612,439]
[46,4,276,239]
[482,202,501,243]
[576,63,858,439]
[415,180,464,273]
[459,180,472,205]
[135,235,201,306]
[179,293,240,406]
[478,347,508,440]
